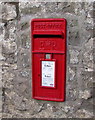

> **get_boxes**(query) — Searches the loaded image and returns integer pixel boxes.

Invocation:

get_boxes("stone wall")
[0,1,94,118]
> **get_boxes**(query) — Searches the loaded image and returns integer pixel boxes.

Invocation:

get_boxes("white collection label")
[42,61,55,87]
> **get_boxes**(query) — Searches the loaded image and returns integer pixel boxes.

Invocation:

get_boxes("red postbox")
[31,18,67,102]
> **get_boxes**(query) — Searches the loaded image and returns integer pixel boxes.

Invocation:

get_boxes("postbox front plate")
[31,18,66,102]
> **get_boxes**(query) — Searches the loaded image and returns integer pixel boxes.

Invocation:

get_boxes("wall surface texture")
[0,1,94,118]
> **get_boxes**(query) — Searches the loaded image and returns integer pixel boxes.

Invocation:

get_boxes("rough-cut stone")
[3,71,15,82]
[82,38,93,71]
[81,71,93,89]
[88,9,95,18]
[2,41,17,54]
[21,6,41,15]
[20,70,30,78]
[68,67,76,81]
[79,90,92,100]
[21,33,30,49]
[7,21,17,40]
[69,49,79,64]
[75,109,93,118]
[2,3,17,21]
[0,23,5,41]
[0,53,6,61]
[19,2,41,16]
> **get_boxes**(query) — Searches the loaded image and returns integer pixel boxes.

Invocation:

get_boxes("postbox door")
[32,54,66,101]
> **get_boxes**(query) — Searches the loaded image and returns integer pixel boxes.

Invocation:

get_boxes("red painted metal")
[31,18,67,102]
